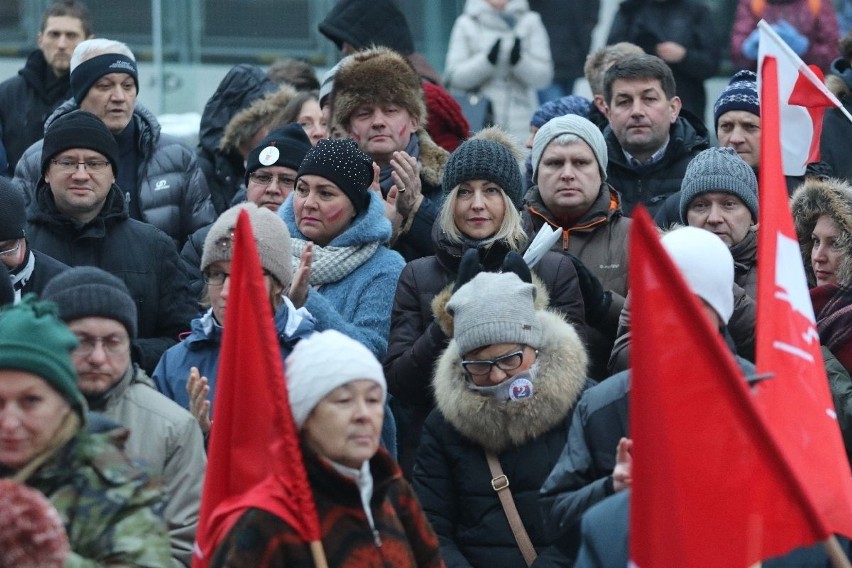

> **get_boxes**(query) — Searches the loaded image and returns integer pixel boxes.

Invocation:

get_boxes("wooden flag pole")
[824,535,852,568]
[310,540,329,568]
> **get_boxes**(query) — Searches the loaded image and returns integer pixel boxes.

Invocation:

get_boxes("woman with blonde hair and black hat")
[412,257,590,567]
[0,297,171,565]
[211,330,443,567]
[385,126,585,477]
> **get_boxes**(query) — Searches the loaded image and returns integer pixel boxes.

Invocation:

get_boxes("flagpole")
[309,540,328,568]
[823,536,852,568]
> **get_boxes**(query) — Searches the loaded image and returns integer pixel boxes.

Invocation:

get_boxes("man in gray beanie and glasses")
[522,113,631,379]
[42,265,206,568]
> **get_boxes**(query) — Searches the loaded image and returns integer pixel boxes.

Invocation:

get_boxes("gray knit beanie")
[679,147,759,223]
[447,271,542,355]
[531,114,607,183]
[201,202,293,288]
[42,266,138,339]
[442,127,523,208]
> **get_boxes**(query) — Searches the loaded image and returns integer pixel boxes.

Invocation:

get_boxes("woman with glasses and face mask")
[153,202,316,437]
[412,258,590,568]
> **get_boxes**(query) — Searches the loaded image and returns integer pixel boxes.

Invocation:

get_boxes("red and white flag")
[755,56,852,540]
[757,19,852,176]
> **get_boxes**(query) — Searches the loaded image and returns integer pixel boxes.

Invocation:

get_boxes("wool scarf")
[291,238,379,286]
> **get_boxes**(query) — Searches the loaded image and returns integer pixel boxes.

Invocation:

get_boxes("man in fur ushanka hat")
[331,46,449,262]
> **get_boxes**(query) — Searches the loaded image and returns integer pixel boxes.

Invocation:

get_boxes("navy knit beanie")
[713,70,759,128]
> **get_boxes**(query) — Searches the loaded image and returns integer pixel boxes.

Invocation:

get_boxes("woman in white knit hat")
[412,258,590,567]
[211,330,442,567]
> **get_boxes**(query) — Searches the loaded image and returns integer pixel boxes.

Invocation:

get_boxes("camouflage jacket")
[3,425,172,567]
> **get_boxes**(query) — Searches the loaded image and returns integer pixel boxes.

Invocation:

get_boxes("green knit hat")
[0,296,85,418]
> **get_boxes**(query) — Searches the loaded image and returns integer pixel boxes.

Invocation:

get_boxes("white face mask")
[465,363,538,402]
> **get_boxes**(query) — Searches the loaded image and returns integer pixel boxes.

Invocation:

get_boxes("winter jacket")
[413,308,589,567]
[540,357,756,559]
[25,183,198,374]
[91,365,206,568]
[522,184,631,379]
[791,177,852,286]
[210,448,444,568]
[1,420,171,567]
[444,0,553,142]
[196,64,277,215]
[730,0,840,72]
[607,0,720,117]
[15,99,216,247]
[529,0,599,90]
[603,113,710,219]
[11,247,68,300]
[280,191,406,360]
[384,221,586,475]
[153,303,315,412]
[0,50,72,176]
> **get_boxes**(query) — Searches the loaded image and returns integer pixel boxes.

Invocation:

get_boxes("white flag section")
[522,223,561,269]
[757,19,852,176]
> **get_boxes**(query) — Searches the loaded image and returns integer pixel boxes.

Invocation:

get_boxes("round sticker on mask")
[508,377,534,401]
[259,146,280,166]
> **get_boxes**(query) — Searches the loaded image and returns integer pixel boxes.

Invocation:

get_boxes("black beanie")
[0,177,26,242]
[70,53,139,105]
[41,110,119,176]
[244,123,313,185]
[297,138,373,214]
[41,266,138,339]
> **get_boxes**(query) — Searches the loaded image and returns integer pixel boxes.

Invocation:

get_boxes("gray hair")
[71,38,135,71]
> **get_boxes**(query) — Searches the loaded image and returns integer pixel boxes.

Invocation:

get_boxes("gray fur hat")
[679,147,758,223]
[201,203,293,288]
[42,266,138,339]
[442,127,523,208]
[447,271,542,355]
[531,114,607,183]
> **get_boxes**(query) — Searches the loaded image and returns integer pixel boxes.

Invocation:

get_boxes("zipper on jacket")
[372,528,382,548]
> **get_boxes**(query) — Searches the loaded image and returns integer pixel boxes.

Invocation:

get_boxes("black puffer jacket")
[196,64,277,214]
[604,112,710,219]
[26,183,198,373]
[413,308,590,567]
[606,0,720,117]
[385,221,586,476]
[0,50,72,175]
[15,100,215,247]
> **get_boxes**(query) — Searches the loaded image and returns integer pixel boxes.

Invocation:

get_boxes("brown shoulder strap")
[485,451,538,567]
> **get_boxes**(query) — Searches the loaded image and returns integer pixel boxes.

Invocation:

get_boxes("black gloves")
[569,255,612,324]
[454,249,484,292]
[487,39,502,65]
[510,37,521,65]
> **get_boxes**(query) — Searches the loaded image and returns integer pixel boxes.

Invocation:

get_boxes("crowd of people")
[1,0,852,566]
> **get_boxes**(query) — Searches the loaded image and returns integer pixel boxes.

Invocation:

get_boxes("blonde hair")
[438,184,528,251]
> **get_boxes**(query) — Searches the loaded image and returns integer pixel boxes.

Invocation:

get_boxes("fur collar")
[432,308,588,453]
[791,178,852,285]
[416,128,448,188]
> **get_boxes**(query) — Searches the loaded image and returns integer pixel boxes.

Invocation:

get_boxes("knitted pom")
[0,480,70,568]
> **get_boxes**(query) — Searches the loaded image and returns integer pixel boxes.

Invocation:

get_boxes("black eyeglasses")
[51,158,111,173]
[461,349,525,376]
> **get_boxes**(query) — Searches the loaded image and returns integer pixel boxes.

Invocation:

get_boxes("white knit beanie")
[285,330,387,429]
[660,226,735,324]
[531,114,608,183]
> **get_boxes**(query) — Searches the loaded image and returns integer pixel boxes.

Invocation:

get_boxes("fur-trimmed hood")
[219,85,297,153]
[791,178,852,285]
[431,303,588,453]
[417,128,449,188]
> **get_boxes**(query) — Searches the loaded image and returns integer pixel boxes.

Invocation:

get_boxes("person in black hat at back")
[0,177,68,302]
[180,123,314,300]
[24,109,197,375]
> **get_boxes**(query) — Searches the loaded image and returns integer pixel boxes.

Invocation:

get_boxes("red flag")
[757,20,851,175]
[755,56,852,538]
[192,210,320,567]
[629,207,827,568]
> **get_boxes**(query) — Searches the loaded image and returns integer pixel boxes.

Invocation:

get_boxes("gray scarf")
[291,238,379,286]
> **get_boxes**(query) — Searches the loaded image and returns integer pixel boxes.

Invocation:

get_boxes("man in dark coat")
[0,1,93,176]
[0,177,68,301]
[15,38,215,248]
[25,109,197,374]
[601,54,710,223]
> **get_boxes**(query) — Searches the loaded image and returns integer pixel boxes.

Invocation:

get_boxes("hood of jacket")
[525,183,625,232]
[319,0,415,54]
[431,306,588,453]
[280,186,393,248]
[198,64,276,155]
[19,49,70,103]
[606,111,710,170]
[464,0,531,23]
[44,98,162,155]
[791,178,852,285]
